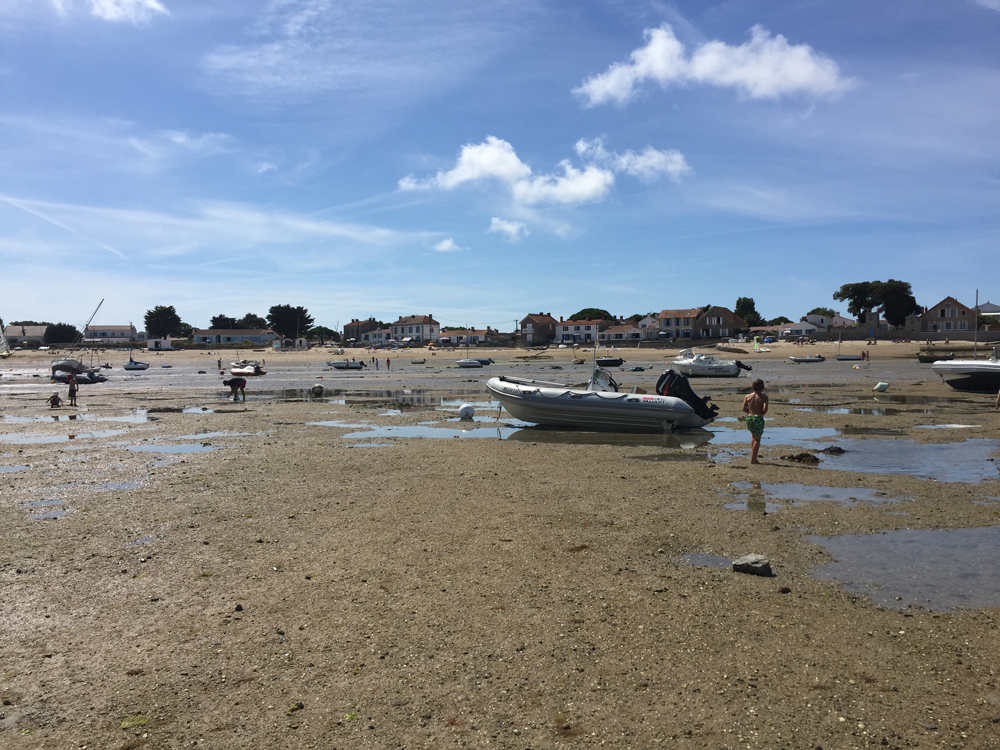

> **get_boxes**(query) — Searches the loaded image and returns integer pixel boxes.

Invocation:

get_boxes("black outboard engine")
[655,369,719,422]
[735,360,753,372]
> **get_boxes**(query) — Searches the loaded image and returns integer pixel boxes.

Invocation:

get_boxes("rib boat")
[485,367,718,431]
[932,348,1000,392]
[328,360,366,370]
[670,349,751,377]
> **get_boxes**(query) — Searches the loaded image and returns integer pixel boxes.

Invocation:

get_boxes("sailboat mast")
[974,289,979,360]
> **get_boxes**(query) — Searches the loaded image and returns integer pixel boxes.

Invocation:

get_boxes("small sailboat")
[123,350,149,370]
[834,334,862,361]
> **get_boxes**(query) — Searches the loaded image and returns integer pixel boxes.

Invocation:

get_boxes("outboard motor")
[655,369,719,421]
[735,360,753,372]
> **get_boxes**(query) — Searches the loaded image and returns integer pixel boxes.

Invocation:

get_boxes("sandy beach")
[2,342,999,748]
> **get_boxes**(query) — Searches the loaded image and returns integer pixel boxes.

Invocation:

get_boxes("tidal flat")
[2,345,999,748]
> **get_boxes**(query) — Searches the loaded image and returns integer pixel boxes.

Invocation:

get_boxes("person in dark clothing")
[67,372,78,407]
[223,377,247,401]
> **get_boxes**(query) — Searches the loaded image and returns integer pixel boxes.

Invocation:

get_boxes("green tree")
[807,307,836,318]
[833,282,880,324]
[878,279,920,327]
[308,325,338,343]
[767,316,792,326]
[144,305,184,338]
[44,323,80,344]
[570,308,614,321]
[267,305,314,339]
[210,314,237,329]
[236,313,268,329]
[11,320,52,327]
[734,297,762,327]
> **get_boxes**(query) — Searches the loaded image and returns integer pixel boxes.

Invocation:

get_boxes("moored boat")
[456,358,486,368]
[231,363,266,376]
[932,348,1000,392]
[328,360,366,370]
[123,357,149,371]
[595,357,625,368]
[789,355,825,364]
[485,367,718,431]
[670,349,751,377]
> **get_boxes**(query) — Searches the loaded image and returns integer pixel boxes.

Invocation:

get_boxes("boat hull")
[834,355,863,361]
[674,363,741,377]
[789,356,825,363]
[230,366,266,376]
[329,361,365,370]
[456,359,483,368]
[932,360,1000,392]
[486,377,711,431]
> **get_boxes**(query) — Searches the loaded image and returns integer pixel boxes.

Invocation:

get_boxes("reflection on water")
[505,427,715,449]
[817,439,999,483]
[0,429,128,444]
[809,526,1000,611]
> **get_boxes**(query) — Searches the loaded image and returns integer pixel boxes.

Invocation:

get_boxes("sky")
[1,0,999,333]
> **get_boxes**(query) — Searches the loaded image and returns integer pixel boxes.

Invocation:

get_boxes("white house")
[191,328,277,345]
[783,319,820,336]
[391,315,439,344]
[598,324,643,342]
[805,312,855,330]
[555,319,607,343]
[3,324,48,345]
[84,324,136,342]
[360,328,392,345]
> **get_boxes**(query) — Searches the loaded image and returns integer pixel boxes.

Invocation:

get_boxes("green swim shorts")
[745,415,765,437]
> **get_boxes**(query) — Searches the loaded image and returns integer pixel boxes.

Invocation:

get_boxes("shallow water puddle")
[816,439,999,483]
[128,535,156,545]
[0,429,128,444]
[19,499,69,520]
[680,553,732,568]
[914,424,978,430]
[127,444,217,454]
[175,431,249,439]
[0,465,29,473]
[796,406,907,416]
[809,526,1000,611]
[728,481,904,509]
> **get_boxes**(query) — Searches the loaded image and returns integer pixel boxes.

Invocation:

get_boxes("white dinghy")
[485,367,718,431]
[670,349,752,378]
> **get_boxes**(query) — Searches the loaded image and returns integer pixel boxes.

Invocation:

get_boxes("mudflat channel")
[2,345,999,749]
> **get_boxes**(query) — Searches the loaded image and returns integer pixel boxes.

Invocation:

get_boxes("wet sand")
[2,344,999,748]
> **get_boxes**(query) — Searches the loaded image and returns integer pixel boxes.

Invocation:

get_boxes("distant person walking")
[217,358,222,370]
[223,377,247,402]
[67,372,78,407]
[386,358,390,371]
[742,378,769,465]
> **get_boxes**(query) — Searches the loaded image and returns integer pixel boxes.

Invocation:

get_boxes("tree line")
[143,305,338,342]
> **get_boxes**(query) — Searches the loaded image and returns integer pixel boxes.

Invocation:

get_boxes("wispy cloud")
[575,23,852,107]
[433,238,461,252]
[488,217,528,242]
[399,135,688,209]
[201,0,529,103]
[970,0,1000,11]
[42,0,169,23]
[575,138,691,183]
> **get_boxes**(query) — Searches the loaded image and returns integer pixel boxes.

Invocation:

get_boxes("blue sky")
[2,0,999,332]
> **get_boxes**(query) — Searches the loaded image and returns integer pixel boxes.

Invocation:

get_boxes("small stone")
[235,604,243,612]
[732,554,773,577]
[779,586,791,594]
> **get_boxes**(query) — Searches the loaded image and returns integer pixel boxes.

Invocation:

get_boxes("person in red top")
[223,377,247,401]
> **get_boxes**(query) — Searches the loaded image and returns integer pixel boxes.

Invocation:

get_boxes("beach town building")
[598,324,644,342]
[84,324,137,343]
[391,315,439,344]
[436,327,502,346]
[657,309,701,339]
[519,313,557,345]
[920,297,973,333]
[805,311,855,330]
[3,324,48,345]
[695,307,747,340]
[344,318,382,343]
[782,319,821,337]
[360,328,392,345]
[191,328,278,345]
[555,318,612,343]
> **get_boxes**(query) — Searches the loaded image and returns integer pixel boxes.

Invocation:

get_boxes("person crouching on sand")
[223,377,247,402]
[48,392,62,408]
[742,378,769,465]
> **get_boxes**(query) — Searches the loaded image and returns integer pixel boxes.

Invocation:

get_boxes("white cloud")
[433,238,461,252]
[971,0,1000,10]
[400,135,683,208]
[63,0,169,23]
[575,23,852,107]
[575,138,691,183]
[488,217,529,242]
[162,130,233,157]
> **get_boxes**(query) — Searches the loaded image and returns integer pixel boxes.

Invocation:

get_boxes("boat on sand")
[485,367,717,431]
[932,348,1000,392]
[789,355,825,364]
[670,349,751,378]
[328,360,366,370]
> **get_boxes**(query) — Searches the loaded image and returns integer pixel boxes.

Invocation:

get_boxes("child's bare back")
[742,390,768,417]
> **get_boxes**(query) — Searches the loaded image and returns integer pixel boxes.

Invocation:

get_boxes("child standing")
[742,378,769,465]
